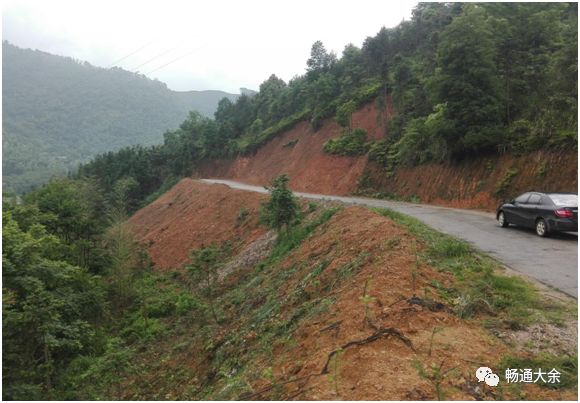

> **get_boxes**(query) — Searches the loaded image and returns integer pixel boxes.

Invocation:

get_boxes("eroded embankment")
[196,97,577,211]
[196,98,392,195]
[124,180,576,400]
[364,150,578,210]
[126,178,267,269]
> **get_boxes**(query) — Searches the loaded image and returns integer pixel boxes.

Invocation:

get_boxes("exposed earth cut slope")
[197,98,577,211]
[127,178,267,269]
[198,99,392,195]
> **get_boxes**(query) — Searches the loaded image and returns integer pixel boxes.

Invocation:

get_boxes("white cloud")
[2,0,416,93]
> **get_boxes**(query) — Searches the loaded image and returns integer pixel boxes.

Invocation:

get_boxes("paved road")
[201,179,578,298]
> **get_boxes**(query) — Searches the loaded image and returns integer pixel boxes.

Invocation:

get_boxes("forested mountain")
[79,2,577,212]
[3,3,579,399]
[2,42,238,193]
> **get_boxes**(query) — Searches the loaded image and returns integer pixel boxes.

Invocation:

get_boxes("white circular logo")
[476,367,499,387]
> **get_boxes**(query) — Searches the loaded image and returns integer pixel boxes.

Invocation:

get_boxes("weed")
[412,359,456,400]
[408,195,421,203]
[383,237,401,249]
[536,160,548,178]
[484,160,494,176]
[327,348,343,396]
[430,238,471,259]
[329,251,371,290]
[495,168,519,197]
[268,206,341,264]
[359,278,376,325]
[372,207,539,325]
[428,327,444,356]
[236,207,250,225]
[307,201,318,213]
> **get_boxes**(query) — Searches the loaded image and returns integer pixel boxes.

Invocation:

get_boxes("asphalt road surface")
[201,179,578,298]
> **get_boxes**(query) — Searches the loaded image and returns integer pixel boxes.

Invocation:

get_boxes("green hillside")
[79,2,577,211]
[2,42,238,193]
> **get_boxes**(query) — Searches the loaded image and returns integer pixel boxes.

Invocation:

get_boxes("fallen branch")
[241,326,415,399]
[319,320,343,333]
[321,327,415,374]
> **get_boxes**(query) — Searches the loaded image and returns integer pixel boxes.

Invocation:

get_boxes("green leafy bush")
[121,317,165,343]
[323,128,369,156]
[495,168,519,197]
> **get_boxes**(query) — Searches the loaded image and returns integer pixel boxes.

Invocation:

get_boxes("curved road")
[201,179,578,298]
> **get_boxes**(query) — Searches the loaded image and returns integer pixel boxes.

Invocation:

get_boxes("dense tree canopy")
[77,2,577,210]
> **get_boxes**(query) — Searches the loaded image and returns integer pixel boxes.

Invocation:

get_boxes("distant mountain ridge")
[2,41,239,193]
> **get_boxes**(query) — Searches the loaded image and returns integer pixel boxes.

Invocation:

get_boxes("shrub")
[495,168,519,197]
[323,128,368,156]
[260,174,300,233]
[236,207,250,225]
[175,294,201,315]
[335,100,356,128]
[121,317,165,343]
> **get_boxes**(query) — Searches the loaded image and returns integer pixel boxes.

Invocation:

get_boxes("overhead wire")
[145,45,206,75]
[131,46,180,71]
[107,40,154,68]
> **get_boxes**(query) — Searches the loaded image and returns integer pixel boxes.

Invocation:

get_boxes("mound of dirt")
[126,179,267,269]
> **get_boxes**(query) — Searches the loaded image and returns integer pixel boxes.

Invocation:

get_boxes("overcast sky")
[2,0,416,93]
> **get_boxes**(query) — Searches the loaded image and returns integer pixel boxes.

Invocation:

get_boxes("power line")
[131,46,179,71]
[107,41,154,68]
[145,45,205,75]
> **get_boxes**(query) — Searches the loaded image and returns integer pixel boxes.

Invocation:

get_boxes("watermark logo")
[505,368,561,384]
[476,367,500,387]
[476,366,562,387]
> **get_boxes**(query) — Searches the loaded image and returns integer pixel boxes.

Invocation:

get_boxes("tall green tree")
[429,5,502,157]
[2,210,105,399]
[260,174,299,233]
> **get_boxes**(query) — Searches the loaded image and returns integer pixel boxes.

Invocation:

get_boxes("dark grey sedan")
[496,192,578,237]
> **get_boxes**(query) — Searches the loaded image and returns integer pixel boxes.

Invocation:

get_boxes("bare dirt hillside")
[364,150,578,210]
[196,98,577,211]
[123,180,576,400]
[197,99,392,195]
[127,178,267,269]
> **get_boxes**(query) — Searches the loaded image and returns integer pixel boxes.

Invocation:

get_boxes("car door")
[508,193,530,225]
[523,193,542,228]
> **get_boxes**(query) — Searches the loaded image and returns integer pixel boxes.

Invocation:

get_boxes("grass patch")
[373,207,539,326]
[141,175,181,207]
[267,206,341,264]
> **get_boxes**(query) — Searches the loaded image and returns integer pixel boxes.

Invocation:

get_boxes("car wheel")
[535,218,549,237]
[498,211,509,227]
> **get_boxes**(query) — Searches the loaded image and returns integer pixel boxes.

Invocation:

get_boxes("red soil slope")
[197,98,392,195]
[126,179,267,269]
[365,150,578,210]
[196,96,576,211]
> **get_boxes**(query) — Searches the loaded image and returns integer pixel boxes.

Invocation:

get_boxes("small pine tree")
[186,243,222,324]
[260,174,299,233]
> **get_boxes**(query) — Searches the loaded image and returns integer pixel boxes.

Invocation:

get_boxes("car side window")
[539,196,552,206]
[514,193,530,204]
[528,194,541,204]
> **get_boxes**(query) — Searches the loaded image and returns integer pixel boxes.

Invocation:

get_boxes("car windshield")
[548,194,578,207]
